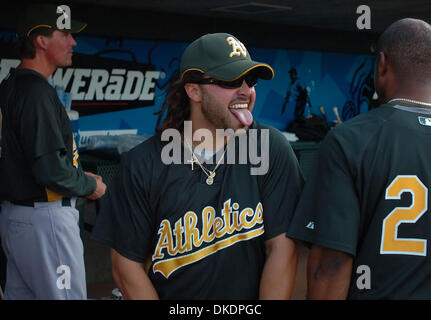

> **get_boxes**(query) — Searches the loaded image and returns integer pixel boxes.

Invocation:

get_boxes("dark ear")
[377,52,388,78]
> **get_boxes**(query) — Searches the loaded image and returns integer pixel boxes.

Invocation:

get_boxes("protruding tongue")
[229,108,253,127]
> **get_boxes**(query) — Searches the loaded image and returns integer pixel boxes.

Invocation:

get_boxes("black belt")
[11,197,72,207]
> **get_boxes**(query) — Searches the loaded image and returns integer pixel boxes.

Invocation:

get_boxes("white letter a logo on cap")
[226,37,247,58]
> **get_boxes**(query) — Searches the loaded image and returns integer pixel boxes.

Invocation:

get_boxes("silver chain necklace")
[388,98,431,108]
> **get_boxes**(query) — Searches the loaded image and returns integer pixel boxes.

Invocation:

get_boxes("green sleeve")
[32,150,97,197]
[287,131,360,256]
[18,84,66,161]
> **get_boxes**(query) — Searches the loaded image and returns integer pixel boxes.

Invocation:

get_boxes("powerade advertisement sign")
[0,31,375,146]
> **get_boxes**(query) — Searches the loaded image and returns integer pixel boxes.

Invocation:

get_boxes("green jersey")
[288,104,431,299]
[91,121,304,299]
[0,69,95,202]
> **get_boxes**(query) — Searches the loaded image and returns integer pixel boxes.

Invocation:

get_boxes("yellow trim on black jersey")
[45,188,63,202]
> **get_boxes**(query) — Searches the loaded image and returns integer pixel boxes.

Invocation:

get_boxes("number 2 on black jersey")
[380,175,427,256]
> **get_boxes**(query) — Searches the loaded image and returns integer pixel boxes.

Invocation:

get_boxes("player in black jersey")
[0,5,106,299]
[91,33,304,299]
[287,18,431,299]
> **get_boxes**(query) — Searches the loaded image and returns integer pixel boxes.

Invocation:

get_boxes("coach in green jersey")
[0,5,106,299]
[287,18,431,299]
[91,33,304,299]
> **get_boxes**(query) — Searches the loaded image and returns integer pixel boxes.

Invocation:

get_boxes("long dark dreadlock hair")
[154,71,205,136]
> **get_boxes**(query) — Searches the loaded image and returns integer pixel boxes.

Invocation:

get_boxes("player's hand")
[87,177,107,200]
[84,171,102,181]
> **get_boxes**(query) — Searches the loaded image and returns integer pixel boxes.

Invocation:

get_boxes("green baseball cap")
[180,33,274,81]
[17,4,87,38]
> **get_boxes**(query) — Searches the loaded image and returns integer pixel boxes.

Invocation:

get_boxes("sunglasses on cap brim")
[189,74,258,89]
